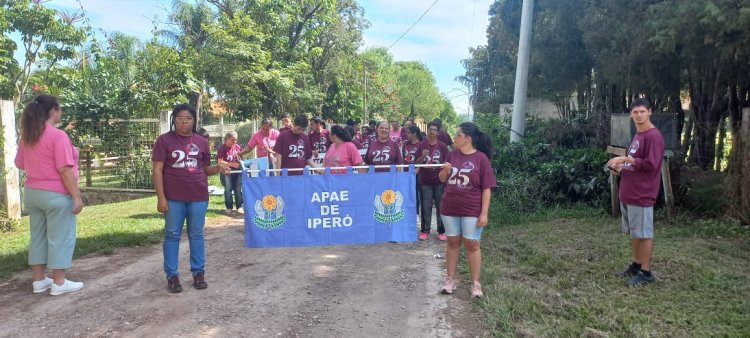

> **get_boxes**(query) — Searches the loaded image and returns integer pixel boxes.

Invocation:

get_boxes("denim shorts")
[440,215,483,240]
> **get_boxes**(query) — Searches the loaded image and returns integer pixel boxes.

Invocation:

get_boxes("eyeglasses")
[175,117,194,123]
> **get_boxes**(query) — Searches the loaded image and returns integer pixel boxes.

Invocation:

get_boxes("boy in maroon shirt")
[272,115,318,175]
[308,116,332,154]
[607,98,664,287]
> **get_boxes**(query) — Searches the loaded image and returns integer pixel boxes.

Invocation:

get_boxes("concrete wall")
[498,98,559,119]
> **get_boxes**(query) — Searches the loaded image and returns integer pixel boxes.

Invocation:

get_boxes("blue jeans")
[224,173,243,210]
[163,200,208,278]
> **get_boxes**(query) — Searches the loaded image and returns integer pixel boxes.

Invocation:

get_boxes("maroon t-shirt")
[400,128,408,144]
[308,129,332,153]
[217,143,242,166]
[402,141,421,164]
[152,132,211,201]
[440,150,497,217]
[619,127,664,207]
[352,138,363,150]
[273,129,313,175]
[364,139,403,172]
[416,140,449,185]
[438,131,453,146]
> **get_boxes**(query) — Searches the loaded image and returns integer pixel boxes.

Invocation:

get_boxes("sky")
[37,0,493,117]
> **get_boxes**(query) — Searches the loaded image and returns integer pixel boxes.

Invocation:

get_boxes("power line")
[387,0,440,50]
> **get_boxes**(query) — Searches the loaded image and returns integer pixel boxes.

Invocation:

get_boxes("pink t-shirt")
[440,150,497,217]
[272,129,313,176]
[364,139,403,172]
[619,127,664,207]
[247,129,280,158]
[15,123,79,195]
[389,130,402,147]
[151,132,211,201]
[323,142,363,174]
[309,129,332,153]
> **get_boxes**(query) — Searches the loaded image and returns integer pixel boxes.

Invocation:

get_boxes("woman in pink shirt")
[323,125,365,174]
[14,95,85,296]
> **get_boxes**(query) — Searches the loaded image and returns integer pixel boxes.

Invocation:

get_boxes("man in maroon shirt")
[308,116,332,154]
[607,98,664,287]
[433,118,454,150]
[272,115,318,176]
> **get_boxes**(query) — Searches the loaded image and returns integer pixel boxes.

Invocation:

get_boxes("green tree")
[0,0,86,103]
[392,61,444,121]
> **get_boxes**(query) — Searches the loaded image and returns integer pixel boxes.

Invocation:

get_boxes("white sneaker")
[32,277,53,293]
[236,207,244,214]
[471,281,483,298]
[50,279,84,296]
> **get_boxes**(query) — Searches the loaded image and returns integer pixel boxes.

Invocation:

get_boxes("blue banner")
[242,166,417,248]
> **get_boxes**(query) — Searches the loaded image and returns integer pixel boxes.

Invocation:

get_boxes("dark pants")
[223,172,243,210]
[419,184,445,234]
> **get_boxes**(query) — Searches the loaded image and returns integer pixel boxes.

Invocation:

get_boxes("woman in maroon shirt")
[364,121,403,172]
[438,122,496,298]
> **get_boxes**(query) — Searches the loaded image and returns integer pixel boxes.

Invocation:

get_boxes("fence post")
[1,100,21,220]
[159,110,171,135]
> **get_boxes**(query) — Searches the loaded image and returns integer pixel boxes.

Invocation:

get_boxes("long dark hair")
[344,125,357,139]
[407,125,423,141]
[459,122,493,161]
[170,103,198,134]
[330,125,352,142]
[21,94,60,146]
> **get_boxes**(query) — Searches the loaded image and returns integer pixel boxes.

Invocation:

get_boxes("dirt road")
[0,217,486,337]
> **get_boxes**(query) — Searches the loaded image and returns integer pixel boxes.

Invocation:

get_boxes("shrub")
[474,111,610,215]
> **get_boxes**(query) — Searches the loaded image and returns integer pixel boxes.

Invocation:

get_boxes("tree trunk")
[715,114,727,171]
[188,90,202,126]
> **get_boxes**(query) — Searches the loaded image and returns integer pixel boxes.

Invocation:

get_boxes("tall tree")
[0,0,86,103]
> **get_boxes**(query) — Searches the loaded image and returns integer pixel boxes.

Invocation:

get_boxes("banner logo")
[253,195,286,230]
[374,189,405,224]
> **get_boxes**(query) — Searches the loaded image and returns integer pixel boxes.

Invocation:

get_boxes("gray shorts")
[620,203,654,239]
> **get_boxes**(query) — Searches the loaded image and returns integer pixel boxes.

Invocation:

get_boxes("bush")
[474,111,610,216]
[678,166,728,217]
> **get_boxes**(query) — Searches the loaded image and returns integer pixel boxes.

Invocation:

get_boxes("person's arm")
[439,162,452,182]
[237,144,254,157]
[416,149,430,164]
[58,166,83,215]
[204,162,230,176]
[477,188,491,227]
[152,161,168,214]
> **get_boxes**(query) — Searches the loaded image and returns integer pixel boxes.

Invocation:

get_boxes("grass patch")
[0,195,230,281]
[473,205,750,337]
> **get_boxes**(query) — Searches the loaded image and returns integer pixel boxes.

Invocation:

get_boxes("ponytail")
[459,122,494,161]
[21,95,60,146]
[476,132,493,161]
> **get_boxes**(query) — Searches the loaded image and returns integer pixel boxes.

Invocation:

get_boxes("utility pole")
[510,0,534,142]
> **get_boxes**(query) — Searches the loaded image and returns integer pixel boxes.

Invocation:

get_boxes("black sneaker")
[617,263,639,278]
[625,270,656,287]
[193,272,208,289]
[167,276,183,293]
